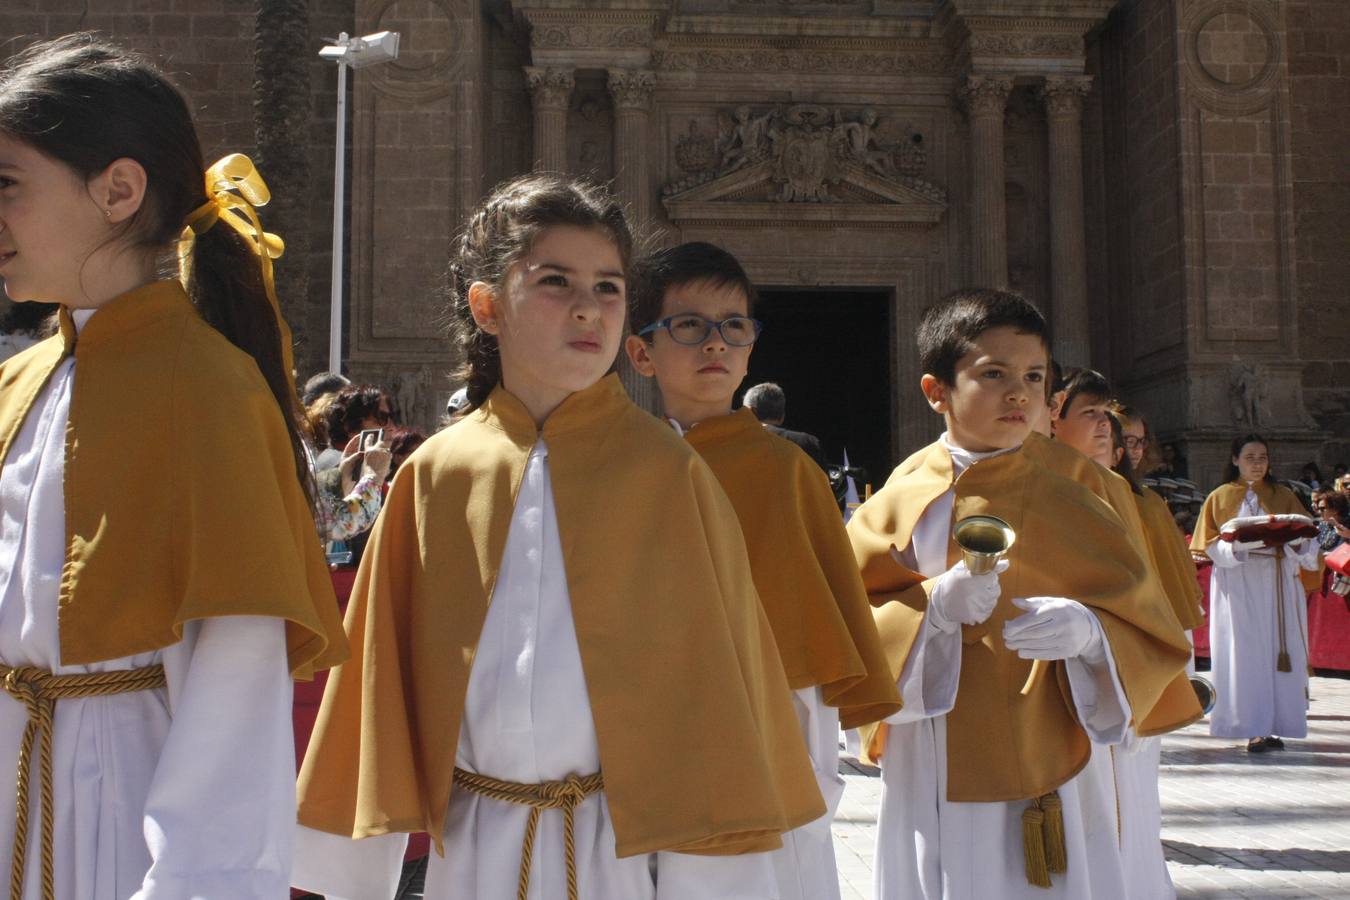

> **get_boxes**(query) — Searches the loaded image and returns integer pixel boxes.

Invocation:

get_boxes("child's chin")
[987,422,1030,448]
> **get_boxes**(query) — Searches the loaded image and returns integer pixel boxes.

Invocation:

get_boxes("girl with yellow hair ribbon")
[0,33,346,900]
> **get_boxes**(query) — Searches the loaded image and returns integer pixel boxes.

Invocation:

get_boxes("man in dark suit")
[743,382,829,472]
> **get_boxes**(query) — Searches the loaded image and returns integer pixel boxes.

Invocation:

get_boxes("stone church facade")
[1,0,1346,487]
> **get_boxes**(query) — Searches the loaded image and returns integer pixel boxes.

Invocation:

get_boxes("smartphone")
[358,428,384,452]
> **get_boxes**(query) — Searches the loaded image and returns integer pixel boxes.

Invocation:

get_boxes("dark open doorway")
[739,289,894,492]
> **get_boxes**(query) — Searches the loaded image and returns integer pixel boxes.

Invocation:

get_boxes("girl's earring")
[104,208,113,222]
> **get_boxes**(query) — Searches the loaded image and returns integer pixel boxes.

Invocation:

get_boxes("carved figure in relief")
[831,107,895,176]
[717,105,774,171]
[1229,363,1268,427]
[394,370,423,425]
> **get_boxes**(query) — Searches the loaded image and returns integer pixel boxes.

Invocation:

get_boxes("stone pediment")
[661,104,947,227]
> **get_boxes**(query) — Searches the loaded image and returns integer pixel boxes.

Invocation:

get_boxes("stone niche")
[346,0,482,429]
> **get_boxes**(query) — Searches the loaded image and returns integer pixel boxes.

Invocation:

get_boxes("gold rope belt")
[452,766,604,900]
[1255,548,1293,672]
[1,663,167,900]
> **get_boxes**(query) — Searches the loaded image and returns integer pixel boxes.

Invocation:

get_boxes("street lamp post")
[318,30,400,375]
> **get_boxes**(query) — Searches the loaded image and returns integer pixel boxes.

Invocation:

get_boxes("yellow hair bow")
[178,153,296,390]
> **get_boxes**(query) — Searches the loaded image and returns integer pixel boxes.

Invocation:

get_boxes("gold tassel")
[1277,651,1292,673]
[1041,791,1067,874]
[1022,802,1051,888]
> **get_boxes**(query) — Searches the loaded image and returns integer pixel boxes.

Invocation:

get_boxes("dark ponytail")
[0,33,314,507]
[447,174,634,410]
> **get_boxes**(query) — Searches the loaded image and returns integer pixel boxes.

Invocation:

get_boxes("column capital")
[959,74,1014,117]
[606,68,656,112]
[1040,75,1093,117]
[525,66,575,111]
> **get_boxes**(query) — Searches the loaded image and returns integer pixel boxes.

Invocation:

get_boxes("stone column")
[1041,75,1094,366]
[607,68,656,223]
[960,74,1014,289]
[606,68,660,413]
[525,67,574,173]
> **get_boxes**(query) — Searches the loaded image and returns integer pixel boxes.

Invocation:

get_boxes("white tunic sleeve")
[1061,615,1131,745]
[1207,538,1248,569]
[132,615,296,899]
[884,490,962,725]
[291,827,408,900]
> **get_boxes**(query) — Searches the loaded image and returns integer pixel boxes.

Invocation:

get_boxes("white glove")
[1002,596,1104,664]
[1231,539,1266,554]
[927,559,1009,633]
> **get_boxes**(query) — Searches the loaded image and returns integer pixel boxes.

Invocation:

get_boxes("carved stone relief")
[968,32,1082,58]
[1228,362,1269,427]
[568,87,613,182]
[664,104,944,204]
[531,23,650,50]
[654,47,947,76]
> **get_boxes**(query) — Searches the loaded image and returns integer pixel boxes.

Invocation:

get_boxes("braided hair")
[447,175,633,410]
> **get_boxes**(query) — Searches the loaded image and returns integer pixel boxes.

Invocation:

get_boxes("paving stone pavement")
[833,675,1350,900]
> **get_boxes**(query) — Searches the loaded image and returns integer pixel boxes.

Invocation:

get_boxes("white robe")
[772,687,843,900]
[1205,488,1319,739]
[1110,734,1173,900]
[669,416,843,900]
[292,441,777,899]
[0,312,296,900]
[874,436,1133,900]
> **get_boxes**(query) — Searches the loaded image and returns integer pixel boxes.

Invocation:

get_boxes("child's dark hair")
[1106,410,1143,495]
[1056,368,1113,420]
[0,33,313,504]
[917,288,1049,385]
[630,241,757,338]
[1225,432,1276,485]
[447,174,634,409]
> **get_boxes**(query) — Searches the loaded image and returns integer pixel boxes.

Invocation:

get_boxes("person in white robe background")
[0,34,345,900]
[1193,434,1320,753]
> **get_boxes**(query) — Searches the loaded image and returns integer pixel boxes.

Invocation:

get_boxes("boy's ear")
[920,374,948,414]
[1048,389,1067,421]
[624,334,657,377]
[467,281,499,334]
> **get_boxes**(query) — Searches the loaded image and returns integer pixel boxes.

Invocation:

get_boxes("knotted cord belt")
[1254,548,1294,672]
[452,766,603,900]
[1,663,167,900]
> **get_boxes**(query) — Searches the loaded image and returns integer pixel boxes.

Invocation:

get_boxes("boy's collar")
[940,432,1022,477]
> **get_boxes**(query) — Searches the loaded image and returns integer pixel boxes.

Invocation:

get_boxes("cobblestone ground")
[834,675,1350,900]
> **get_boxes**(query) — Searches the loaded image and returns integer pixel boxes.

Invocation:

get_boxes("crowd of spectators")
[300,371,428,567]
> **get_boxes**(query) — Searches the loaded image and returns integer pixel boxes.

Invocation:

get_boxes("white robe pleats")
[292,441,777,899]
[0,312,296,900]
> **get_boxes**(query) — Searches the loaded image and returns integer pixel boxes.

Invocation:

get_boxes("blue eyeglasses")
[638,314,763,347]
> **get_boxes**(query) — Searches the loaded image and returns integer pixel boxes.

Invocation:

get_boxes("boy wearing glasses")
[626,242,900,900]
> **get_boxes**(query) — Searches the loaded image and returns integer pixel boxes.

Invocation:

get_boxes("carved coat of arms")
[775,107,835,201]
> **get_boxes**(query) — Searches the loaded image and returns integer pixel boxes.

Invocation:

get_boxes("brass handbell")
[953,515,1016,575]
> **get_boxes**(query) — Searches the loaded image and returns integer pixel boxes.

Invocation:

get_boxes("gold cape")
[847,440,1192,801]
[684,408,901,728]
[1191,479,1322,593]
[1021,434,1201,734]
[296,376,824,857]
[1191,480,1311,555]
[0,281,346,678]
[1137,486,1205,631]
